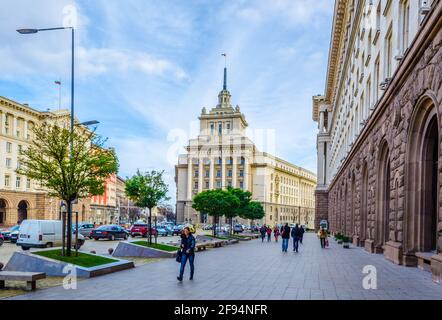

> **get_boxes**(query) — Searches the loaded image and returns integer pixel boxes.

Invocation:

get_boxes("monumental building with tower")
[176,67,316,228]
[312,0,442,282]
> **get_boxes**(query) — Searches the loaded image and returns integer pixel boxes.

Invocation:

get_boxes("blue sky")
[0,0,334,205]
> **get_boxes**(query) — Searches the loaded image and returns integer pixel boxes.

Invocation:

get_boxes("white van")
[17,220,85,250]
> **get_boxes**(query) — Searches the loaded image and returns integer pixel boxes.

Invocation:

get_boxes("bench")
[0,271,46,291]
[415,252,434,272]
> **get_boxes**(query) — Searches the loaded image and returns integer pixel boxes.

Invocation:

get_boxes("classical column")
[187,157,193,200]
[232,156,237,188]
[243,157,249,191]
[319,111,325,132]
[0,112,4,135]
[198,158,203,193]
[221,156,226,189]
[24,120,28,140]
[209,157,214,189]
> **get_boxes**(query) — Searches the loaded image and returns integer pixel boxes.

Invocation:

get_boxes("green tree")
[227,187,252,234]
[242,201,265,226]
[17,123,119,256]
[192,189,239,236]
[125,170,170,244]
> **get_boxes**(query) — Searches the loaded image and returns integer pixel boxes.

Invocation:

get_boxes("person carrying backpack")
[281,223,291,253]
[266,226,272,242]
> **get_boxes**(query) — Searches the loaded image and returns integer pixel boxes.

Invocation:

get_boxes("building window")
[194,170,199,178]
[194,182,198,190]
[228,170,232,177]
[226,122,231,131]
[374,56,380,101]
[16,177,21,188]
[239,170,244,177]
[239,181,244,189]
[5,158,11,168]
[6,142,12,153]
[27,178,31,189]
[400,0,410,54]
[205,181,209,189]
[385,27,393,78]
[210,123,214,134]
[4,175,10,187]
[205,170,210,178]
[218,122,222,134]
[216,181,222,189]
[227,181,232,187]
[216,170,221,178]
[240,157,245,165]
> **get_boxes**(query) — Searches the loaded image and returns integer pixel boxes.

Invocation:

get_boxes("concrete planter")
[343,243,350,249]
[112,241,178,259]
[4,249,134,278]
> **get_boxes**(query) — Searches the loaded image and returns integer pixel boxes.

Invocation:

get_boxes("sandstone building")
[313,0,442,282]
[176,68,316,228]
[0,96,90,227]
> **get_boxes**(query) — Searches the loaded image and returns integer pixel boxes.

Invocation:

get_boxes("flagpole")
[58,79,61,110]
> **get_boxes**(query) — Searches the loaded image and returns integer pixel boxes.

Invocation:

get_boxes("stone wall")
[326,11,442,265]
[314,190,329,231]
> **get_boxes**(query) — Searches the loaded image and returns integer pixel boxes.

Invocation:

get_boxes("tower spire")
[222,53,227,90]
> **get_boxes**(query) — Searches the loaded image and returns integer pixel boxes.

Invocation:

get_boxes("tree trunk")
[148,207,152,245]
[66,200,72,257]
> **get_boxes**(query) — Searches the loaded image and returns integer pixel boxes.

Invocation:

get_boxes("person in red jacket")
[266,226,272,242]
[273,226,280,242]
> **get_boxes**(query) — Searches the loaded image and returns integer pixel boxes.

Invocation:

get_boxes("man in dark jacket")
[281,223,291,252]
[260,225,267,242]
[299,225,305,244]
[291,224,302,252]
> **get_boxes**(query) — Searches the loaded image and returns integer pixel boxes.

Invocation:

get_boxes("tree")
[242,201,265,225]
[125,170,170,244]
[192,189,239,236]
[17,123,119,256]
[227,187,252,234]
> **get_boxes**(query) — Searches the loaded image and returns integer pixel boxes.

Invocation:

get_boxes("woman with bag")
[318,227,328,249]
[273,226,280,242]
[177,227,196,281]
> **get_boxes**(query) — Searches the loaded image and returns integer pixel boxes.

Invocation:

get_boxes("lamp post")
[17,26,75,255]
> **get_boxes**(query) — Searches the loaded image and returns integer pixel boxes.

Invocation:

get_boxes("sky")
[0,0,334,205]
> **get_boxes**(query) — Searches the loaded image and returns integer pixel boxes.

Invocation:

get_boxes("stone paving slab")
[5,233,442,300]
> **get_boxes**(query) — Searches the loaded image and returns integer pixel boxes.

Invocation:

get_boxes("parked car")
[0,233,4,246]
[156,226,171,236]
[17,220,85,250]
[91,225,129,241]
[72,222,95,238]
[2,225,20,243]
[130,222,157,238]
[233,224,244,234]
[172,224,184,236]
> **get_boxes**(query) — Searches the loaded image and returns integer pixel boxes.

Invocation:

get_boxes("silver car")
[73,223,95,238]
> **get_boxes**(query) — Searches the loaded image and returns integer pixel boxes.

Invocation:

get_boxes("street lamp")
[17,26,75,255]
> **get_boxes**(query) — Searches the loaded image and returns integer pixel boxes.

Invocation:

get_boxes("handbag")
[176,249,182,263]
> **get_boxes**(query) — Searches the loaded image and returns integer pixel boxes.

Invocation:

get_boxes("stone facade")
[176,67,317,228]
[0,96,93,227]
[313,0,442,283]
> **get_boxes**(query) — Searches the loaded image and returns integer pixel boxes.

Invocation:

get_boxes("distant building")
[0,96,90,227]
[176,67,316,228]
[312,0,442,282]
[90,174,118,225]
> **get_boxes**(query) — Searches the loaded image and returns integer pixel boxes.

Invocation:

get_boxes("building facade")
[176,68,316,228]
[90,174,118,225]
[313,0,442,282]
[0,96,90,227]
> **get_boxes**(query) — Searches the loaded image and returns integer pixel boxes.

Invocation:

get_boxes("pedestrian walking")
[273,226,280,242]
[177,227,196,281]
[260,225,267,242]
[318,227,328,249]
[266,226,272,242]
[299,225,305,244]
[281,223,291,252]
[291,224,302,252]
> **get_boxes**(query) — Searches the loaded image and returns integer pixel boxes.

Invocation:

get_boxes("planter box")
[343,243,350,249]
[4,249,134,278]
[112,241,177,259]
[337,240,343,245]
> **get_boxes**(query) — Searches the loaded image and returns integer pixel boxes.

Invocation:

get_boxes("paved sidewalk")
[6,233,442,300]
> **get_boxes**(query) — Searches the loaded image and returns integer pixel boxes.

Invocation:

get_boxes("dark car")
[91,225,128,241]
